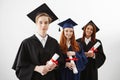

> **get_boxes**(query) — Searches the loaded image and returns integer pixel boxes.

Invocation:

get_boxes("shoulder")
[21,35,36,45]
[76,41,82,47]
[76,38,82,42]
[48,35,57,42]
[76,38,83,45]
[95,39,102,43]
[76,42,84,53]
[95,39,104,46]
[47,36,59,47]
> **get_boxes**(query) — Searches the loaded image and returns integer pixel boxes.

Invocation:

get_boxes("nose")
[68,31,72,34]
[41,23,46,27]
[87,29,91,32]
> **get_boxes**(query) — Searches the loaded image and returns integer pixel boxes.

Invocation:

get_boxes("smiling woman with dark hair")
[76,20,106,80]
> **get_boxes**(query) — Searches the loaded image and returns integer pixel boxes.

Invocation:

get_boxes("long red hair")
[60,30,80,54]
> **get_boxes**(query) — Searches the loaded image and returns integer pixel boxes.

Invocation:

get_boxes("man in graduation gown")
[76,20,106,80]
[12,3,64,80]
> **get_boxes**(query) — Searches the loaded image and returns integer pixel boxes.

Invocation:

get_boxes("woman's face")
[64,28,74,40]
[36,16,49,34]
[85,25,93,38]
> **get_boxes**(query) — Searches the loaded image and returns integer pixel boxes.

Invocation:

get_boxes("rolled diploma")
[69,56,78,74]
[48,53,59,65]
[88,42,101,53]
[41,53,59,75]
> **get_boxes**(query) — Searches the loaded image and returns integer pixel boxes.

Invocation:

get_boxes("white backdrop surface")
[0,0,120,80]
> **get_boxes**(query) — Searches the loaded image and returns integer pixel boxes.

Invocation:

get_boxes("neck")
[66,38,70,42]
[66,39,71,48]
[38,32,46,38]
[66,39,70,44]
[85,36,91,39]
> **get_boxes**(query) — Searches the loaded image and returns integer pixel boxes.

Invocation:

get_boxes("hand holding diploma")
[69,56,78,74]
[67,51,78,74]
[47,53,59,65]
[88,42,101,53]
[34,53,59,75]
[46,53,59,71]
[85,42,101,58]
[34,65,48,75]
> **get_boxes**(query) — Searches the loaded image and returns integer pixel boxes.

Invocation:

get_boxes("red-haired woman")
[58,18,88,80]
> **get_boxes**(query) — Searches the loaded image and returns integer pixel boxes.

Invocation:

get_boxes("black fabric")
[12,35,64,80]
[27,3,58,23]
[76,38,106,80]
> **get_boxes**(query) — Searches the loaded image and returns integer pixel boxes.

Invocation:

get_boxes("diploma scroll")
[41,53,59,75]
[88,42,101,53]
[69,56,78,74]
[48,53,59,65]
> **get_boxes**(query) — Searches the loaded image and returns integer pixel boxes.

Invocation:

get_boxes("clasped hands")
[34,61,57,75]
[85,51,95,58]
[65,51,76,70]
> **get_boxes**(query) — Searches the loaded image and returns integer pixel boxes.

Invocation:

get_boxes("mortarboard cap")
[58,18,78,29]
[82,20,100,32]
[27,3,58,23]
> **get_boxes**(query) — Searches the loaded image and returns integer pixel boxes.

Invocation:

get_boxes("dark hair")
[81,23,96,42]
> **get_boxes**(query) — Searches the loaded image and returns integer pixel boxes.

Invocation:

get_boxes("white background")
[0,0,120,80]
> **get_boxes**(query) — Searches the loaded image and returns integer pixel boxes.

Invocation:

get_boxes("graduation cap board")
[82,20,100,32]
[27,3,58,23]
[58,18,78,29]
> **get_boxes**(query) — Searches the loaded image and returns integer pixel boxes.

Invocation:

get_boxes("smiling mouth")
[87,31,91,34]
[42,29,46,30]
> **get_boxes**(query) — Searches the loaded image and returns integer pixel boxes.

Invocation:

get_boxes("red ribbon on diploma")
[51,59,58,65]
[66,57,78,61]
[90,47,98,52]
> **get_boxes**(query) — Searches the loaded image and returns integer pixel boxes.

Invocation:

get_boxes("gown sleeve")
[94,40,106,68]
[75,44,88,72]
[12,41,35,80]
[55,41,65,66]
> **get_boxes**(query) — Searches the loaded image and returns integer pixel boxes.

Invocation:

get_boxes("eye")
[90,28,93,31]
[39,21,42,24]
[44,21,49,24]
[86,27,89,30]
[70,30,73,33]
[64,30,68,32]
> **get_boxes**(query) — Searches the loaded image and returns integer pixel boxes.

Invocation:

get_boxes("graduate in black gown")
[76,20,106,80]
[58,18,88,80]
[12,3,64,80]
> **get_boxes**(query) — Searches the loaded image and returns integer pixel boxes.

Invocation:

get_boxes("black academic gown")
[12,35,64,80]
[60,45,88,80]
[76,38,106,80]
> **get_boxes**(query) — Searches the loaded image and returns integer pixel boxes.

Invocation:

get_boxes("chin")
[67,37,71,39]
